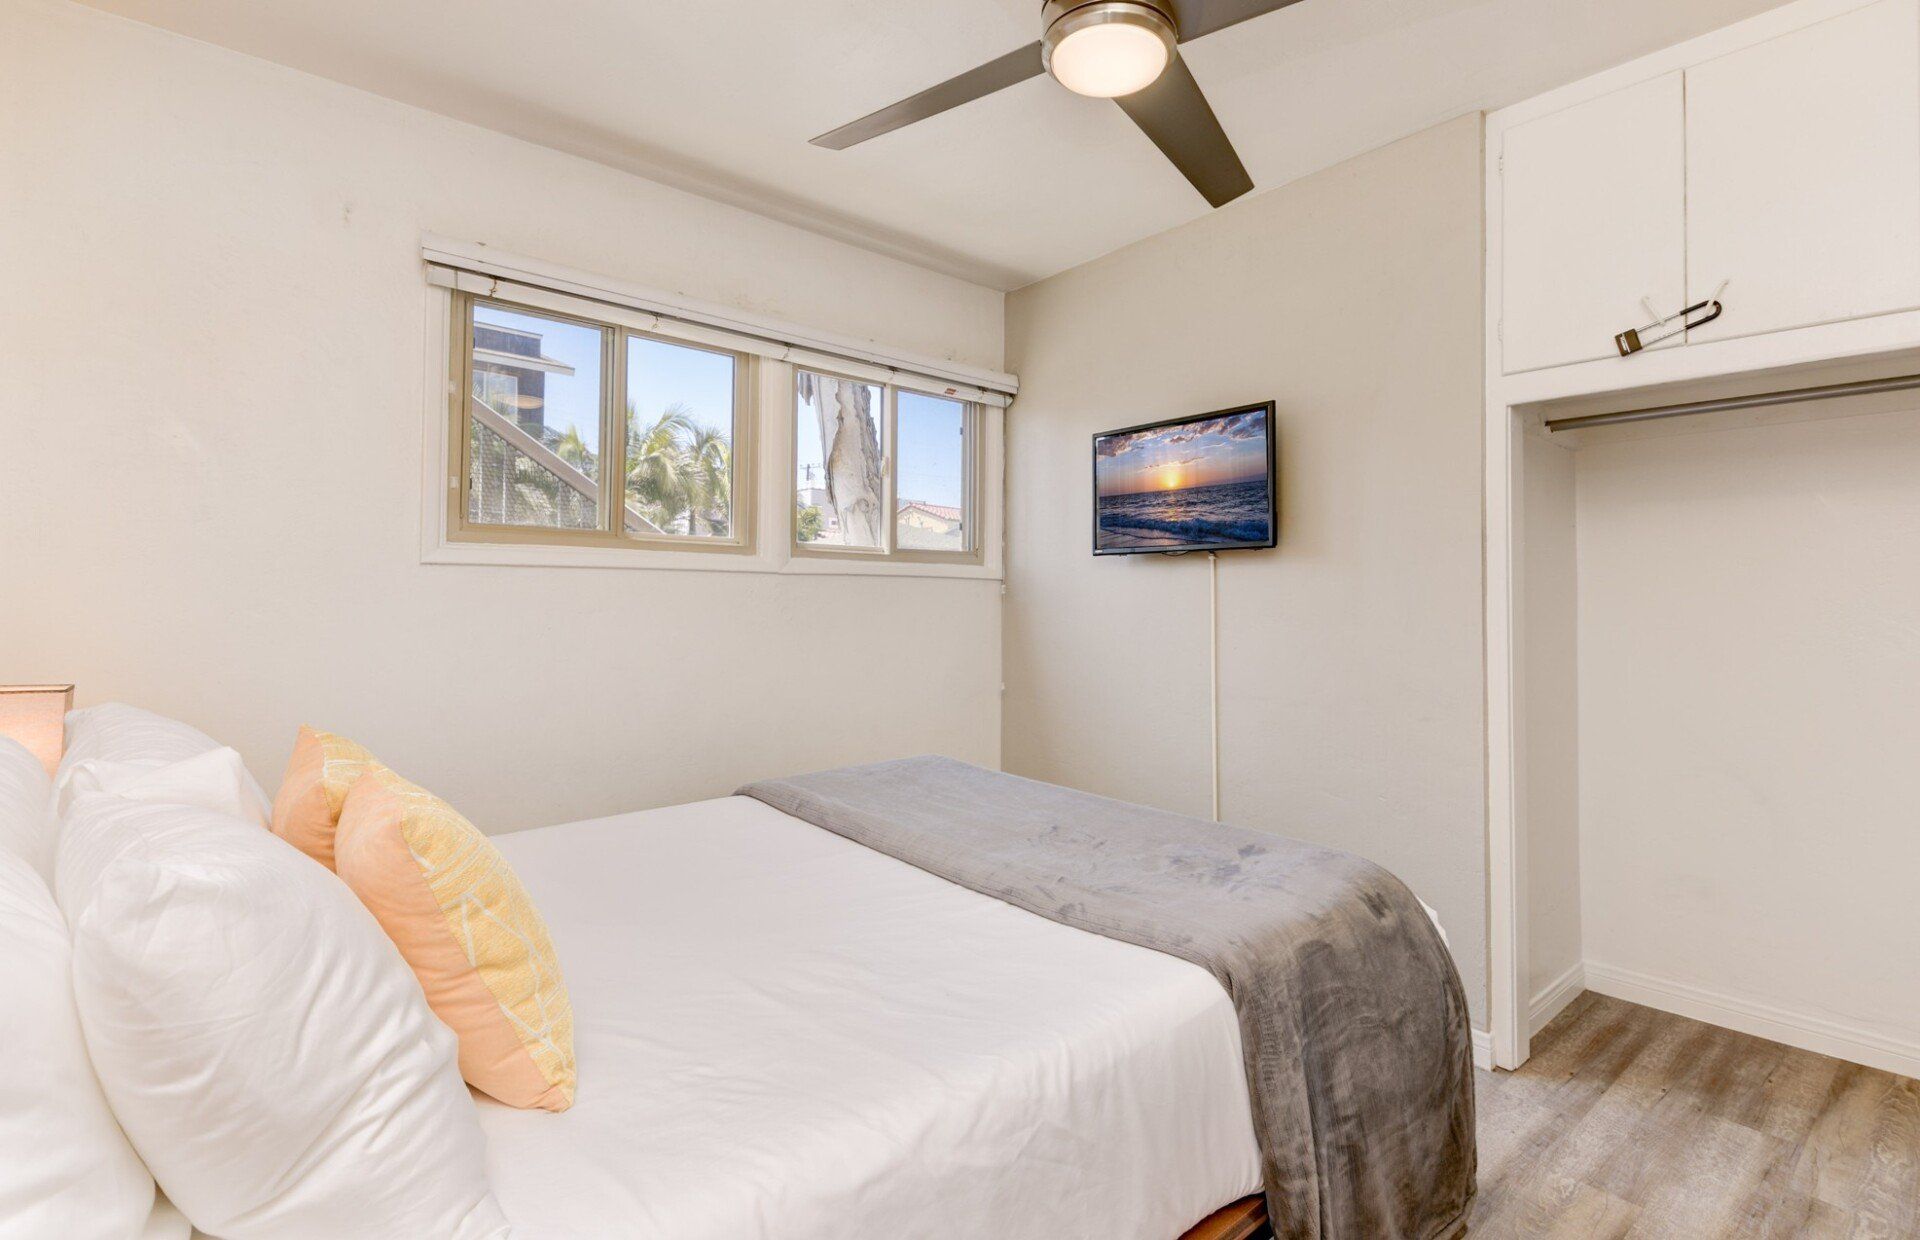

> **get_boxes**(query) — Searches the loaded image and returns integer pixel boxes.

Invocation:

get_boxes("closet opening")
[1488,349,1920,1075]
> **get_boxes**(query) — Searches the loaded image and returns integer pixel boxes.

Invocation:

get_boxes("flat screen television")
[1093,402,1277,555]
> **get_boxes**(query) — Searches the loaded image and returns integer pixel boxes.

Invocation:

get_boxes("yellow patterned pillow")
[270,726,382,871]
[334,768,575,1111]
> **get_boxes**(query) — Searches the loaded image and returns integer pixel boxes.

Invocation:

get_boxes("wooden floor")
[1466,992,1920,1238]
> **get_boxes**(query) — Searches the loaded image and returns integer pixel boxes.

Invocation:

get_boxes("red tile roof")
[899,500,962,521]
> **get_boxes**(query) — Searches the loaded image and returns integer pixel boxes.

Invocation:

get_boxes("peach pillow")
[271,726,380,870]
[335,768,575,1111]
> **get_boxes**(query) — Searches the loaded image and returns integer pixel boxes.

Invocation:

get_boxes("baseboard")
[1528,961,1586,1037]
[1583,961,1920,1080]
[1470,1028,1492,1071]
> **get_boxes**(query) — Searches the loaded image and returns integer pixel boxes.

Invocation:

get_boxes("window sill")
[422,537,1001,580]
[777,554,999,581]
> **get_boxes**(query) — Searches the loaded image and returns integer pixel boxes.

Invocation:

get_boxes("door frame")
[1481,0,1920,1066]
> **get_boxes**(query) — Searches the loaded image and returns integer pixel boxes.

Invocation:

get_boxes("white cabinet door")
[1687,0,1920,344]
[1500,73,1687,374]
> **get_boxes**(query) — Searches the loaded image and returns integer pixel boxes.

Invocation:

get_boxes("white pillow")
[63,747,269,828]
[54,703,269,819]
[0,846,183,1240]
[0,737,55,876]
[58,794,508,1240]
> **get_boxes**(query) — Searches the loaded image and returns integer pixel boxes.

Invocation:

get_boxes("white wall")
[0,0,1004,830]
[1003,116,1489,1023]
[1576,406,1920,1073]
[1519,428,1583,1026]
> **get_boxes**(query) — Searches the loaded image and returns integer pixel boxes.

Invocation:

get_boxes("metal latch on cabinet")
[1614,298,1723,356]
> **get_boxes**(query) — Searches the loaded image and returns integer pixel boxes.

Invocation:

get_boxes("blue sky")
[628,335,735,440]
[477,306,966,509]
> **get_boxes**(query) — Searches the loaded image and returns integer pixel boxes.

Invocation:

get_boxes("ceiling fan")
[810,0,1308,208]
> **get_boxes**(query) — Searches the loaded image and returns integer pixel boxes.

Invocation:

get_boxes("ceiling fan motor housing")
[813,0,1258,209]
[1041,0,1180,96]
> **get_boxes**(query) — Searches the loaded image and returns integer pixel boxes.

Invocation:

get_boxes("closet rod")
[1543,371,1920,433]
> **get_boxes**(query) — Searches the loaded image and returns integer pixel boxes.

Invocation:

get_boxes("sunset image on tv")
[1094,406,1274,553]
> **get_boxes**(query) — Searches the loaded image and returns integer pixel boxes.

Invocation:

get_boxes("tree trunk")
[810,376,884,546]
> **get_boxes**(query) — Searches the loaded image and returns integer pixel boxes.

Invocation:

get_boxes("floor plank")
[1466,995,1920,1239]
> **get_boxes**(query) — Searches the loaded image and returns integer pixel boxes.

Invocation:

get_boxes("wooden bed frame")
[1180,1195,1269,1240]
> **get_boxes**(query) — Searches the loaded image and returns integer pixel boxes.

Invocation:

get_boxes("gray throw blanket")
[739,757,1474,1240]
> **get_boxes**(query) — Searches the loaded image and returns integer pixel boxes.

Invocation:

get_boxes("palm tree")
[681,423,731,536]
[625,405,697,532]
[552,424,596,476]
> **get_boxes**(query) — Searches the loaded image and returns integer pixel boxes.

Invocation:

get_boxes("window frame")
[789,368,984,567]
[446,288,756,556]
[419,255,1008,582]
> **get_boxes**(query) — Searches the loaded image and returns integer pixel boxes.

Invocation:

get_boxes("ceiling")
[81,0,1789,290]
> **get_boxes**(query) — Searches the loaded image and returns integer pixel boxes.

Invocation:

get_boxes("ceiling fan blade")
[811,42,1045,150]
[1167,0,1310,44]
[1113,53,1254,207]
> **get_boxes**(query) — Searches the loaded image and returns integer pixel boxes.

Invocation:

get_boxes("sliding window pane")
[895,391,969,553]
[625,336,738,538]
[467,303,603,529]
[795,370,885,549]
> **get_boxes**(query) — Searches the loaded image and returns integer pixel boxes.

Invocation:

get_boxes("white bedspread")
[480,795,1262,1240]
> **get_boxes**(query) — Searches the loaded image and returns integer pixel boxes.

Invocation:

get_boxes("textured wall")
[1003,116,1489,1023]
[1,0,1005,831]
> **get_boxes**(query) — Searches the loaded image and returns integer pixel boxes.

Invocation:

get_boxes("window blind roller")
[423,239,1017,408]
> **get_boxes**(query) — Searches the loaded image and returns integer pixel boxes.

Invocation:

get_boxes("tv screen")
[1093,402,1277,555]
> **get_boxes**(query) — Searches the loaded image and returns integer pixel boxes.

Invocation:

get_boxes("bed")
[479,795,1267,1239]
[29,702,1465,1239]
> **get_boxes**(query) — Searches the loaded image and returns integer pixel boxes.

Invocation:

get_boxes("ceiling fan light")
[1043,1,1177,99]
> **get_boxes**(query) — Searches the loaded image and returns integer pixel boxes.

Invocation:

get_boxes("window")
[473,370,520,421]
[895,390,971,553]
[466,304,601,531]
[427,244,1010,576]
[794,370,977,561]
[794,372,885,550]
[451,292,749,550]
[627,336,738,539]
